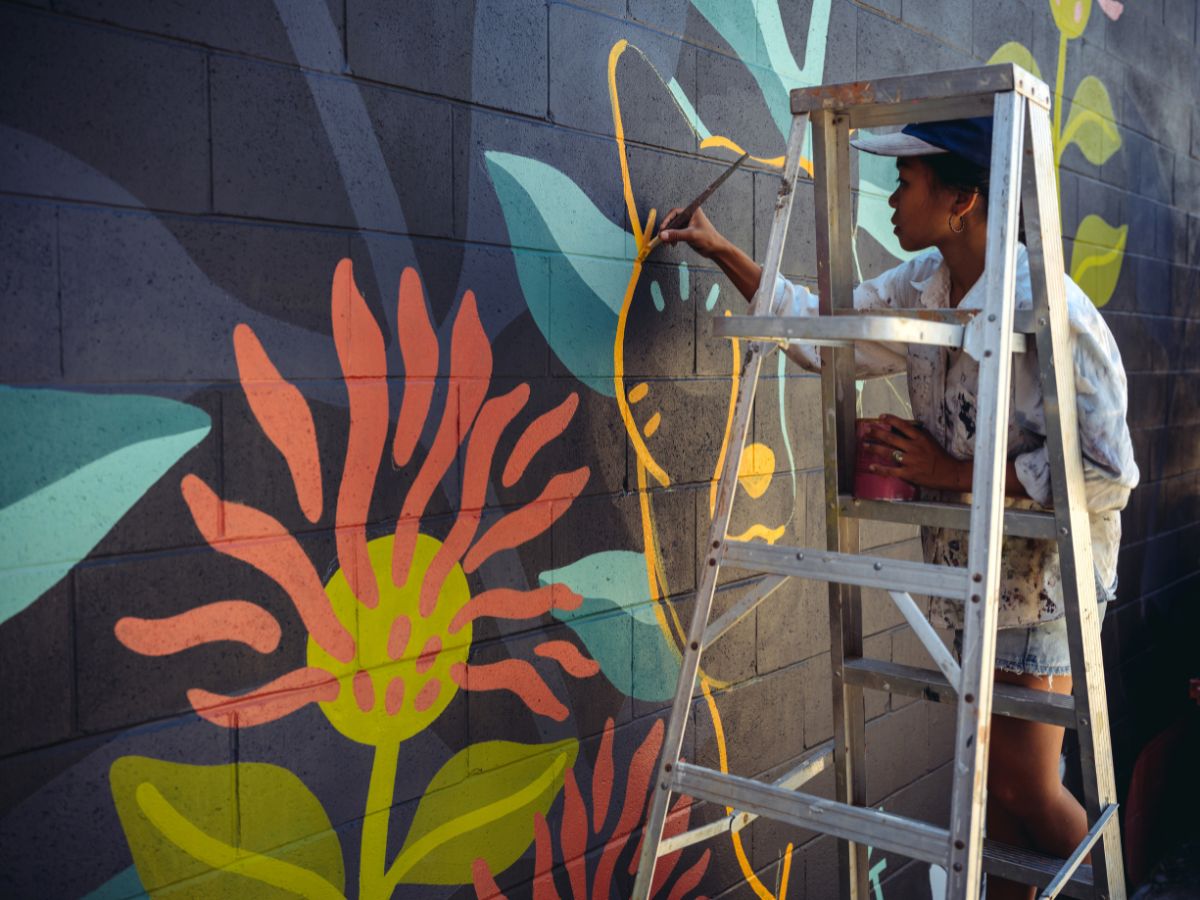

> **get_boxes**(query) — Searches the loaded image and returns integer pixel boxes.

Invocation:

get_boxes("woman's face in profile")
[887,157,954,252]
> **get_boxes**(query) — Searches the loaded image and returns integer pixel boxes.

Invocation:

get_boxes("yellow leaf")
[1070,214,1127,308]
[987,41,1042,80]
[1062,75,1121,165]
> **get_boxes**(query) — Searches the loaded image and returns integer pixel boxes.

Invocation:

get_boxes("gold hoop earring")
[948,213,965,234]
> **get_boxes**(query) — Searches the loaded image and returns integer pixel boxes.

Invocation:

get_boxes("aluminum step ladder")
[631,64,1125,900]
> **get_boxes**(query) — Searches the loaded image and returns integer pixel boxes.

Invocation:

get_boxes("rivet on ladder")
[690,641,699,651]
[873,562,883,571]
[796,552,805,561]
[973,573,983,583]
[971,594,981,603]
[1060,527,1069,536]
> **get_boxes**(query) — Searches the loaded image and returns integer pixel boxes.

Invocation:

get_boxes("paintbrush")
[644,152,750,255]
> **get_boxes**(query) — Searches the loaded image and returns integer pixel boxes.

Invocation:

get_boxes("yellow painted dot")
[628,382,649,403]
[737,442,775,498]
[643,411,662,437]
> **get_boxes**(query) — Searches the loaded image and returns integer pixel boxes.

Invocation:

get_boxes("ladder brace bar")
[657,741,834,856]
[671,762,951,866]
[720,541,971,600]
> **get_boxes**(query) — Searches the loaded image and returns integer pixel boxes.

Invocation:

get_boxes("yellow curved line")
[701,678,785,900]
[1059,109,1120,159]
[779,842,795,897]
[709,315,740,517]
[385,753,568,886]
[1071,236,1127,281]
[727,523,786,544]
[609,40,643,248]
[616,261,671,488]
[135,783,345,900]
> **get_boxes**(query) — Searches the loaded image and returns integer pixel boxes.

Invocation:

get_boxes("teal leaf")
[0,388,210,624]
[691,0,832,140]
[82,866,148,900]
[539,550,681,701]
[484,152,634,396]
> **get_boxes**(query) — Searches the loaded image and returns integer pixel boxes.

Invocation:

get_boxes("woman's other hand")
[862,413,970,491]
[658,206,728,259]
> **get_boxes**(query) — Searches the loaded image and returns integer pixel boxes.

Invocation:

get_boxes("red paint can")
[854,418,917,501]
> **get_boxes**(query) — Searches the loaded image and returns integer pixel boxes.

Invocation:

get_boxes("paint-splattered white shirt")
[773,246,1139,629]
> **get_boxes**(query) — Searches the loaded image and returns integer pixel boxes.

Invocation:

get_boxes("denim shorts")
[953,575,1114,678]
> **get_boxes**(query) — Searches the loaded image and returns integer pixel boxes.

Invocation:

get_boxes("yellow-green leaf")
[390,738,579,886]
[1051,0,1092,39]
[1062,75,1121,164]
[987,41,1042,80]
[110,756,345,899]
[1070,214,1127,308]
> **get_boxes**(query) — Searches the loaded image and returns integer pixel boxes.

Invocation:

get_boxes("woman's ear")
[954,189,981,218]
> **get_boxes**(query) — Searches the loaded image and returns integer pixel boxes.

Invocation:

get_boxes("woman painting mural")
[658,117,1138,900]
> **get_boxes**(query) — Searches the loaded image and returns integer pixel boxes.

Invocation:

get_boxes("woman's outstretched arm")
[658,207,762,302]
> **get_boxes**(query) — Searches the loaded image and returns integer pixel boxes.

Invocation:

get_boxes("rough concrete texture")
[1,1,1197,897]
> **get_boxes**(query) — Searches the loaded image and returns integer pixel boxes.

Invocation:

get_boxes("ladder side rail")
[1022,103,1125,900]
[630,112,810,900]
[946,89,1028,900]
[812,107,869,900]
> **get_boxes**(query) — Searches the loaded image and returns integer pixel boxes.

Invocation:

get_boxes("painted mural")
[0,0,1157,898]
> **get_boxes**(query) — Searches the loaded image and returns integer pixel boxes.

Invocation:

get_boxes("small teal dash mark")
[705,283,720,311]
[679,261,690,301]
[650,280,666,312]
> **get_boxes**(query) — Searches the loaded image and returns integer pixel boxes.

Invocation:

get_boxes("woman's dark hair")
[919,152,1025,240]
[922,152,990,199]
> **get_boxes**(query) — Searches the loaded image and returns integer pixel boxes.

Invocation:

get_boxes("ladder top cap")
[790,63,1050,115]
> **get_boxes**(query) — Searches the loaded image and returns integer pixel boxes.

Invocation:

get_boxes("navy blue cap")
[901,117,994,169]
[850,117,994,170]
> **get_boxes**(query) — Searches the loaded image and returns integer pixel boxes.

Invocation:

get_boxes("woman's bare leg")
[985,671,1089,899]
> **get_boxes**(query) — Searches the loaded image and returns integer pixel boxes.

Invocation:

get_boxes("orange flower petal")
[233,324,323,523]
[115,600,281,656]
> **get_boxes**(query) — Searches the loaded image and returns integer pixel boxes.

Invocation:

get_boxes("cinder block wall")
[1,1,1195,898]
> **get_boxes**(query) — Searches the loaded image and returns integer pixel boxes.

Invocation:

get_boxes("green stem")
[360,741,401,900]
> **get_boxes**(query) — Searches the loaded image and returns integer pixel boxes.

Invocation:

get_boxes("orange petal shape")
[180,475,355,663]
[534,640,600,678]
[501,392,580,488]
[561,769,588,900]
[115,600,281,656]
[331,259,388,608]
[449,660,568,721]
[393,267,439,467]
[449,584,582,634]
[419,384,529,616]
[187,667,338,728]
[532,813,559,900]
[233,324,323,523]
[593,717,615,834]
[462,467,590,573]
[393,291,494,586]
[471,858,508,900]
[592,719,663,900]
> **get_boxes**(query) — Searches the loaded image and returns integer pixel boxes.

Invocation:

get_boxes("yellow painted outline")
[135,782,345,899]
[608,39,800,894]
[701,678,791,899]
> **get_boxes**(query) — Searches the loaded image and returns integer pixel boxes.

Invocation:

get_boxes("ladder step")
[838,494,1058,540]
[982,839,1093,899]
[712,314,1029,353]
[671,762,950,865]
[657,741,835,856]
[843,658,1076,727]
[720,542,970,600]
